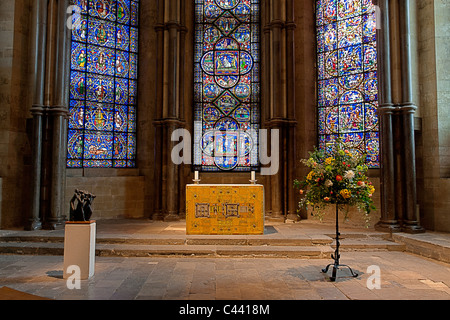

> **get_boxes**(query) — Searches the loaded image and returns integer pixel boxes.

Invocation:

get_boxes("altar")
[186,184,265,235]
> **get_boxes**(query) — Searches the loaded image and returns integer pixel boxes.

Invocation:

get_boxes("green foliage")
[294,140,376,225]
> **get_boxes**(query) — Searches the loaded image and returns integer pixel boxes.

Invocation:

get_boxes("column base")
[402,223,426,234]
[285,213,300,222]
[164,213,180,222]
[43,218,66,230]
[24,219,42,231]
[374,221,402,233]
[151,211,164,221]
[266,211,285,222]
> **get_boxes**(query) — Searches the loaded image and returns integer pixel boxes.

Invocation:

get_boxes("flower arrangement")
[294,140,376,226]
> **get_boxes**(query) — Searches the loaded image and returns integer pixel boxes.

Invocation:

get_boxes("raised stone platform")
[0,219,414,259]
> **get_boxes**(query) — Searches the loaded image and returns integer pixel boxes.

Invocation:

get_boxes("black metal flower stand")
[322,203,358,281]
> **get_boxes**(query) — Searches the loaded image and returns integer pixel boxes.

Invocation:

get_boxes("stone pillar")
[375,0,401,232]
[28,105,45,230]
[37,0,70,230]
[164,0,180,221]
[285,0,298,220]
[266,0,285,221]
[375,0,424,233]
[26,0,48,230]
[177,0,188,219]
[398,0,424,233]
[262,0,272,218]
[263,0,298,221]
[152,0,165,221]
[47,107,69,229]
[152,0,186,221]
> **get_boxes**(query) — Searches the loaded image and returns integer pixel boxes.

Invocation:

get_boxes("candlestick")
[250,171,256,184]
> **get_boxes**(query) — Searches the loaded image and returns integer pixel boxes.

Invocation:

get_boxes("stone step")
[0,238,405,258]
[0,235,333,246]
[332,239,406,252]
[96,244,334,259]
[0,242,64,256]
[0,241,332,259]
[0,233,393,246]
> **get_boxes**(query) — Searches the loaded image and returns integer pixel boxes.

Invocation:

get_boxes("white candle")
[251,171,256,181]
[195,171,199,180]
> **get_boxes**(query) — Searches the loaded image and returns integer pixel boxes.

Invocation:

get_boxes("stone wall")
[65,169,145,220]
[0,0,32,228]
[435,0,450,177]
[416,0,450,232]
[0,0,15,228]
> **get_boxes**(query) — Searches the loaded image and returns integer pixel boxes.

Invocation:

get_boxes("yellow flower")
[340,189,351,199]
[307,171,314,180]
[325,157,334,165]
[368,185,375,195]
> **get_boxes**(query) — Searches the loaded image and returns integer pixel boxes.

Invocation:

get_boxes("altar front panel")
[186,184,265,235]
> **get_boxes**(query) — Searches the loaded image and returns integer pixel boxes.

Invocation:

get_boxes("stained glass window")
[193,0,260,172]
[67,0,139,168]
[316,0,379,168]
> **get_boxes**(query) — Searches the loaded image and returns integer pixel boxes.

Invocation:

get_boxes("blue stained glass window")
[68,0,139,168]
[194,0,261,172]
[316,0,380,168]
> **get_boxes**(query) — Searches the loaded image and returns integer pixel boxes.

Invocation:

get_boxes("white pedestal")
[63,221,96,280]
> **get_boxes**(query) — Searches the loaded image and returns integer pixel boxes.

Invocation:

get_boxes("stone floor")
[0,253,450,301]
[0,219,449,301]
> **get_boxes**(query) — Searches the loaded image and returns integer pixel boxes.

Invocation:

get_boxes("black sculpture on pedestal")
[322,204,358,282]
[69,189,96,222]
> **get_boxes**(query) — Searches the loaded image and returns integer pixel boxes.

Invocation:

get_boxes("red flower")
[336,175,343,182]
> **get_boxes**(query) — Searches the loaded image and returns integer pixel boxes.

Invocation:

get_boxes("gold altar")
[186,184,265,235]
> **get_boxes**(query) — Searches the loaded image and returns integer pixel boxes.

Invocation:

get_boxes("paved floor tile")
[0,251,449,301]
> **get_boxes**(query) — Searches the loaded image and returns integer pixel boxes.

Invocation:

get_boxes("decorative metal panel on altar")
[186,184,264,235]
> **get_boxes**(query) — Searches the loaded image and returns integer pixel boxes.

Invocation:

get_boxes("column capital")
[397,102,417,114]
[165,20,182,31]
[264,118,297,128]
[378,103,396,114]
[154,23,165,32]
[285,21,297,31]
[265,20,285,30]
[48,105,70,117]
[153,118,186,128]
[30,104,46,116]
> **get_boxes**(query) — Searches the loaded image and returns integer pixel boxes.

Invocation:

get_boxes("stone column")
[262,0,272,218]
[153,0,186,221]
[375,0,401,232]
[267,0,285,221]
[26,0,48,230]
[152,0,165,220]
[285,0,298,220]
[47,107,69,229]
[177,0,188,219]
[164,0,180,221]
[398,0,424,233]
[44,0,70,229]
